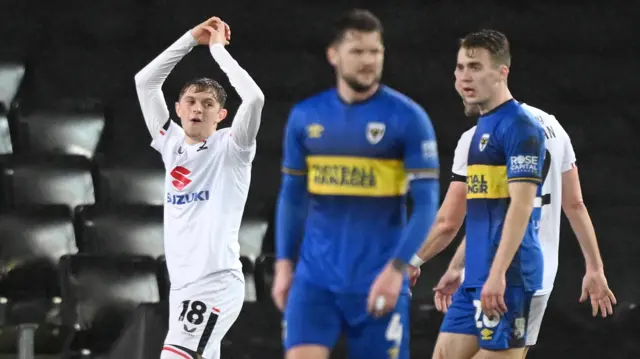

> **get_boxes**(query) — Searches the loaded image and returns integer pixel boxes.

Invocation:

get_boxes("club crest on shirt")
[366,122,386,144]
[479,133,490,151]
[307,123,324,139]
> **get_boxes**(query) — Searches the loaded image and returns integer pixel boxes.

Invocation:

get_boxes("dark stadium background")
[0,0,638,358]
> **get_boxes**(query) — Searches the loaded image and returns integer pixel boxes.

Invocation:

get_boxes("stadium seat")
[0,63,25,112]
[16,110,105,158]
[74,204,164,258]
[0,155,95,210]
[156,256,169,301]
[58,254,161,357]
[95,157,164,205]
[0,205,78,354]
[248,154,281,207]
[239,216,269,263]
[254,254,275,305]
[0,113,13,155]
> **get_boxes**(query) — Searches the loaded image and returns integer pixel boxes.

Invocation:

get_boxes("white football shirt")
[135,31,264,289]
[452,103,576,296]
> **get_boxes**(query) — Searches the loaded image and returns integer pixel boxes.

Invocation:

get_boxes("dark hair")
[460,29,511,67]
[329,9,384,45]
[179,77,228,108]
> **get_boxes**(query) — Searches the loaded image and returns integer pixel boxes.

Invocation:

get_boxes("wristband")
[409,254,425,267]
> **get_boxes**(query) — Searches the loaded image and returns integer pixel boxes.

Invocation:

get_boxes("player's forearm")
[135,31,196,136]
[414,216,463,264]
[564,202,604,271]
[393,179,439,266]
[210,44,264,147]
[411,181,466,266]
[490,197,534,276]
[448,237,466,271]
[275,174,308,261]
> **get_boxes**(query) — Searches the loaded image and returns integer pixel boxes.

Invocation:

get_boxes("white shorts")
[163,270,245,359]
[526,293,551,346]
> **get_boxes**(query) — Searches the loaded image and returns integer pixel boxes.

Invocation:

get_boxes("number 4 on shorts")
[385,313,403,357]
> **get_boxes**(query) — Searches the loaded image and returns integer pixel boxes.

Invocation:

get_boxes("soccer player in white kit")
[408,99,617,358]
[134,17,264,359]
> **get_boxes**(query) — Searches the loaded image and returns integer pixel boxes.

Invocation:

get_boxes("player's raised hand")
[580,269,617,318]
[367,261,404,317]
[271,259,294,312]
[407,265,421,287]
[191,17,231,46]
[480,273,508,318]
[433,268,462,313]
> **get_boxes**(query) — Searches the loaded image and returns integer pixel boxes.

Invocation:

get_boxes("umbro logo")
[170,166,192,191]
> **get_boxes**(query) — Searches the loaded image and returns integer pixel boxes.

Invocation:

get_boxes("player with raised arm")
[134,17,264,359]
[409,98,617,358]
[271,9,439,359]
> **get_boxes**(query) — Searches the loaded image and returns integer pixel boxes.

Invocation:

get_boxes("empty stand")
[59,254,161,356]
[254,254,275,304]
[156,256,169,301]
[239,216,269,263]
[0,155,94,210]
[95,157,165,205]
[15,110,105,158]
[248,154,282,208]
[74,204,164,258]
[0,113,12,155]
[0,63,25,112]
[0,205,78,354]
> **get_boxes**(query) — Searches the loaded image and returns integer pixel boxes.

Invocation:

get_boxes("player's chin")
[357,73,380,86]
[462,97,481,105]
[184,127,202,139]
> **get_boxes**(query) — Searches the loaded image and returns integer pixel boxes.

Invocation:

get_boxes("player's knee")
[432,333,478,359]
[286,344,330,359]
[472,348,525,359]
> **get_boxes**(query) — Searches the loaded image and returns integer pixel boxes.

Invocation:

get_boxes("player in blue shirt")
[272,9,440,359]
[431,30,547,359]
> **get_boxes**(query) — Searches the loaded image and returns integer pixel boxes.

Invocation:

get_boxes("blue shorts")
[284,279,410,359]
[440,287,533,350]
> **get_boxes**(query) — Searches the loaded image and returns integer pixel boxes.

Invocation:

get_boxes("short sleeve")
[403,105,439,180]
[504,119,546,183]
[451,127,475,181]
[281,105,307,175]
[561,133,577,173]
[150,120,184,159]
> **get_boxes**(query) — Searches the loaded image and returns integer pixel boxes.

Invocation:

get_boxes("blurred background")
[0,0,638,358]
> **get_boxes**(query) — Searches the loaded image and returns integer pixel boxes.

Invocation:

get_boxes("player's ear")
[499,65,509,81]
[175,101,181,115]
[216,108,228,124]
[327,45,338,67]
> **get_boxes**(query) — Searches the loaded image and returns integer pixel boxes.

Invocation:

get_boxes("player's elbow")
[562,198,587,217]
[134,69,159,91]
[134,71,148,88]
[435,213,462,236]
[246,89,265,109]
[278,174,307,202]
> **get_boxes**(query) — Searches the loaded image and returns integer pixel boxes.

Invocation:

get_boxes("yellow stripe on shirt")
[306,155,407,197]
[467,164,509,199]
